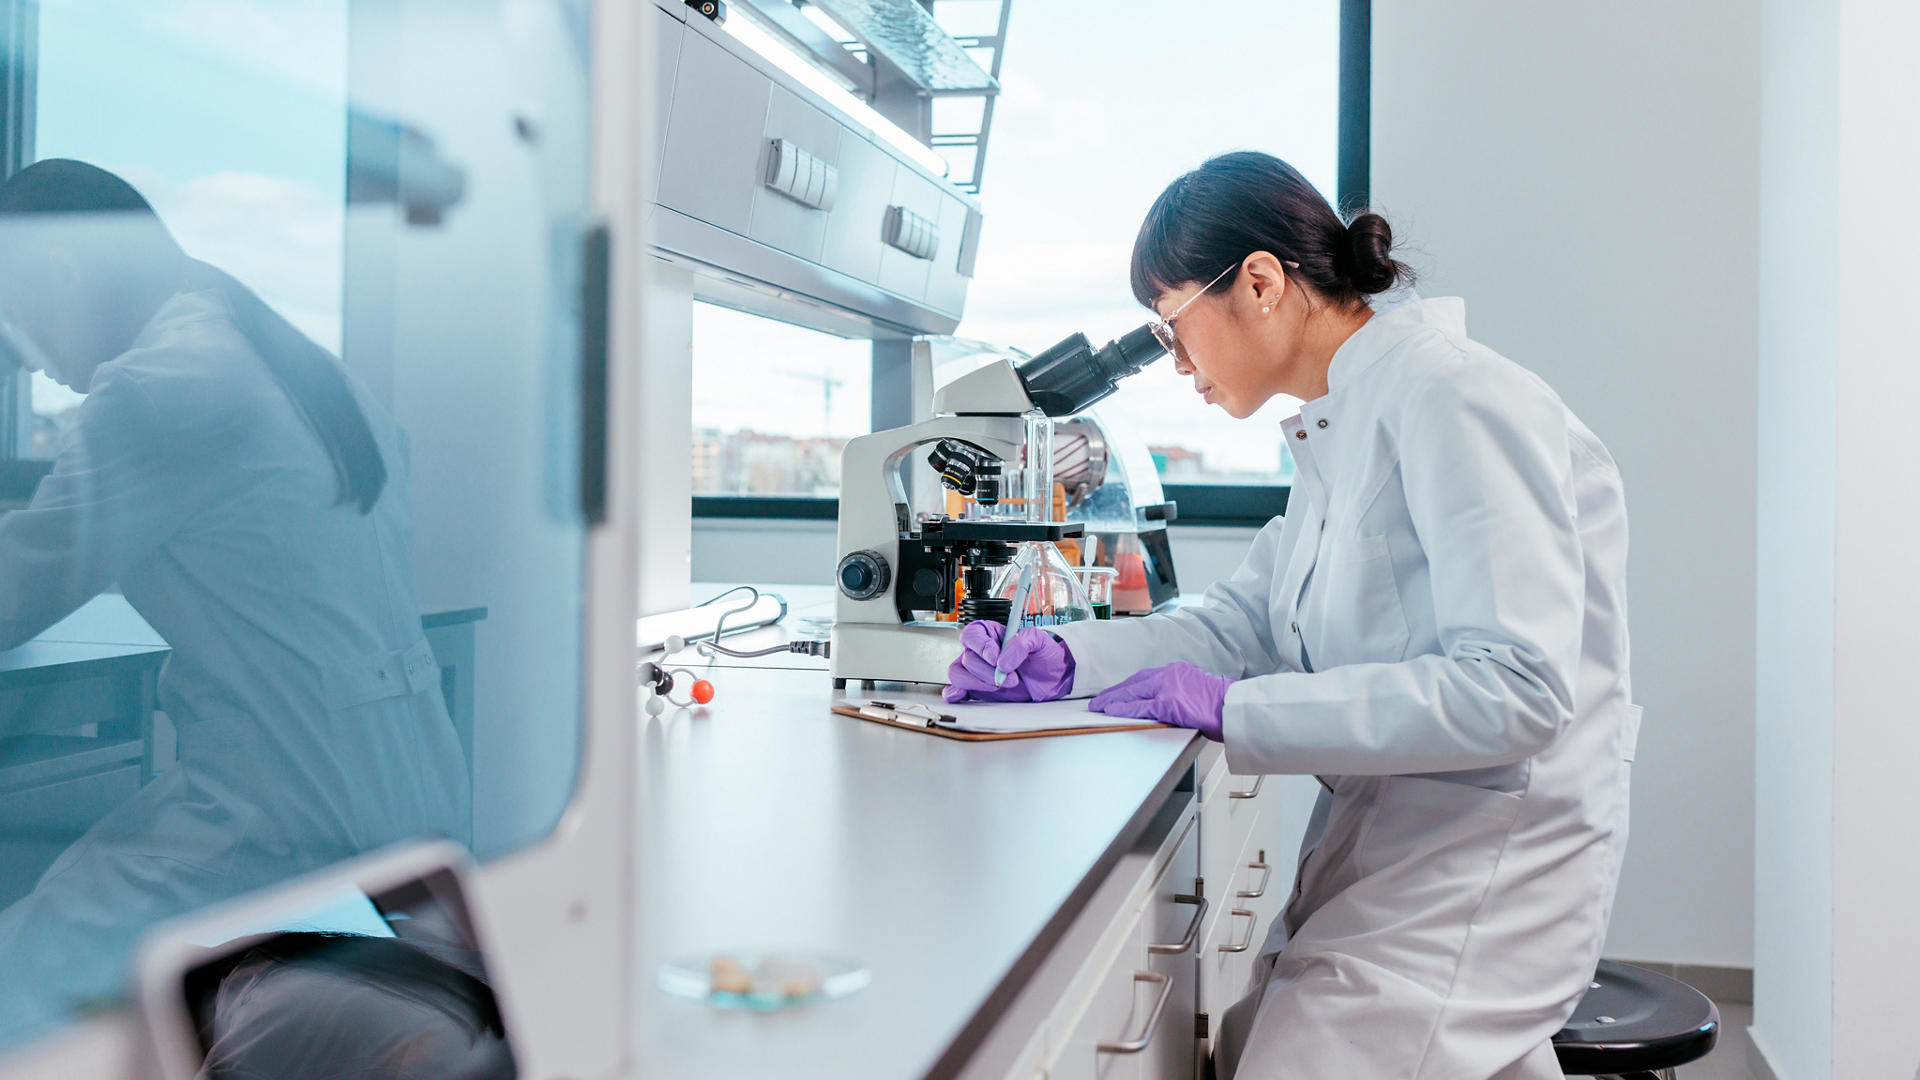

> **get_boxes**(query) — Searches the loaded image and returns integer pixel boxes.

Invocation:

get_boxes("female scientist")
[948,151,1635,1080]
[0,160,468,1037]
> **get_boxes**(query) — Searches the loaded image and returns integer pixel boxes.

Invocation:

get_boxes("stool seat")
[1552,960,1720,1076]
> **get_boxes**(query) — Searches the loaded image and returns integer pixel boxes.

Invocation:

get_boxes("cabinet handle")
[1147,893,1209,955]
[1228,774,1265,800]
[1236,859,1273,900]
[1217,908,1258,954]
[1096,971,1173,1055]
[577,222,610,526]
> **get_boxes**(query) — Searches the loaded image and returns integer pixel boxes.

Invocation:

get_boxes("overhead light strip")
[720,11,953,180]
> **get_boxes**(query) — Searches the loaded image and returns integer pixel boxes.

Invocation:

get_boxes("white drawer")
[1200,770,1265,925]
[1140,818,1201,1080]
[1198,888,1264,1027]
[1044,913,1146,1080]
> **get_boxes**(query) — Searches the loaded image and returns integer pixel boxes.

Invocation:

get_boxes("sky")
[31,0,1342,482]
[690,0,1342,480]
[27,0,348,417]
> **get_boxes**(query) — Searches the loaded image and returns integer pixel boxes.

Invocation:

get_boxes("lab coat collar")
[1324,296,1468,395]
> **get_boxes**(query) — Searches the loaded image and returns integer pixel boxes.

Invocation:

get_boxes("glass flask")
[991,541,1095,629]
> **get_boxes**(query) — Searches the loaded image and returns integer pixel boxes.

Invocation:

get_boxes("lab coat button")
[1317,418,1329,428]
[1295,430,1307,440]
[1291,622,1299,634]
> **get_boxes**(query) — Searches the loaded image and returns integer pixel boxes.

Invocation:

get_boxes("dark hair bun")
[1343,212,1405,295]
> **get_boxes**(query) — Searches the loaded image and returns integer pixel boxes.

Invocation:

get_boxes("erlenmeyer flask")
[992,541,1095,628]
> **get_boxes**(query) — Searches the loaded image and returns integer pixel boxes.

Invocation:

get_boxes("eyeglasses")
[1146,261,1240,359]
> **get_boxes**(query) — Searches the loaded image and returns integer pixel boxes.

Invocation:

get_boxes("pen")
[994,557,1039,687]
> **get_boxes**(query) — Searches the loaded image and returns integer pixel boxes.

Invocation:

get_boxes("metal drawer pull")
[1147,893,1209,955]
[1218,908,1258,954]
[1096,971,1173,1055]
[1228,774,1265,800]
[1237,859,1273,900]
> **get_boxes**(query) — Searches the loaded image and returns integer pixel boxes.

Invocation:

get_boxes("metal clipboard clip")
[856,700,956,728]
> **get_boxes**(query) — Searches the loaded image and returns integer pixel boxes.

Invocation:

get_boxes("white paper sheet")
[837,688,1168,735]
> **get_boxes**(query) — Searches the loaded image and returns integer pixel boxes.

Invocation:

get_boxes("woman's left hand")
[1087,661,1234,741]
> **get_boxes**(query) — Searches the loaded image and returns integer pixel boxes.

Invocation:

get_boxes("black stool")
[1552,960,1719,1079]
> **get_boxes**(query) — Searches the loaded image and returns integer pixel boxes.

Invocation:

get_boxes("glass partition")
[0,0,593,1055]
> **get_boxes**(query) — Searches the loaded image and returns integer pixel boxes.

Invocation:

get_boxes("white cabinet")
[924,191,977,317]
[967,761,1323,1080]
[1043,811,1199,1080]
[1045,913,1146,1080]
[656,27,771,236]
[1141,821,1203,1080]
[875,165,944,302]
[649,7,683,202]
[819,133,895,283]
[747,87,842,263]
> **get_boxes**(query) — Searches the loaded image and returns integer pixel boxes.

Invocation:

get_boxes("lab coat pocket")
[1304,533,1411,668]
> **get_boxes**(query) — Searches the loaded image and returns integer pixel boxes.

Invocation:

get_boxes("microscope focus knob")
[837,550,891,601]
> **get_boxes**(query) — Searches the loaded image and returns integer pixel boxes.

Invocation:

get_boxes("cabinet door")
[649,6,684,200]
[656,26,770,235]
[820,132,894,283]
[924,191,976,317]
[875,165,944,302]
[747,86,842,262]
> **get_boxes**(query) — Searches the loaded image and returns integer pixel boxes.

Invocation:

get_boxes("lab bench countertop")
[0,595,170,685]
[633,661,1202,1080]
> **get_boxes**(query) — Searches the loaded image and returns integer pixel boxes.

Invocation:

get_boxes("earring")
[1262,303,1273,314]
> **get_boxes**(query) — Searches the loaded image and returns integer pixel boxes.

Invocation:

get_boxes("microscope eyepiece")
[1014,323,1168,417]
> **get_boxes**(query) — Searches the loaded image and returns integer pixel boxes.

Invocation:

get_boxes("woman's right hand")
[944,621,1076,704]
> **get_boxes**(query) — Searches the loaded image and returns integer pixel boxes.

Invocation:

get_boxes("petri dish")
[659,950,871,1011]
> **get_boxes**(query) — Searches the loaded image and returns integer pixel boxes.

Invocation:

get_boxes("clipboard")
[831,699,1169,742]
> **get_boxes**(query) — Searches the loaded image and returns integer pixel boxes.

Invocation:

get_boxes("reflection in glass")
[182,873,516,1080]
[0,161,467,1043]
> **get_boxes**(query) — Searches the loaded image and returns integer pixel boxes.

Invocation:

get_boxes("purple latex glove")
[944,621,1076,704]
[1087,662,1235,741]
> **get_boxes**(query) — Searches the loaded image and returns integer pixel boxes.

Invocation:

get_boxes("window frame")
[0,0,34,471]
[693,0,1369,529]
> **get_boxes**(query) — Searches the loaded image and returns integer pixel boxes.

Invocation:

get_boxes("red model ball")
[691,680,715,705]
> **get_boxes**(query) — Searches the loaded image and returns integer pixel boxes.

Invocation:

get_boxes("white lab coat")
[0,289,468,1042]
[1054,298,1635,1080]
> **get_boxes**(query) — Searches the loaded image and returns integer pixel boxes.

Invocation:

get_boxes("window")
[691,300,872,498]
[952,0,1341,490]
[690,0,1361,524]
[18,0,349,461]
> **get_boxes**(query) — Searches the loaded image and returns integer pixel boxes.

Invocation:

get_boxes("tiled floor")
[1678,1000,1753,1079]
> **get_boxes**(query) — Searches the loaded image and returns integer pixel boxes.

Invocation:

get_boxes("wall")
[1374,0,1758,957]
[1828,2,1920,1075]
[1370,0,1761,967]
[1753,0,1836,1071]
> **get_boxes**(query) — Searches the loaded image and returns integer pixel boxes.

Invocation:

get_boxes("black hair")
[0,159,388,513]
[1130,150,1413,311]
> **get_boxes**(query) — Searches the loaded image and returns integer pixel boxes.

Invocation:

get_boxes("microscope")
[830,326,1166,688]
